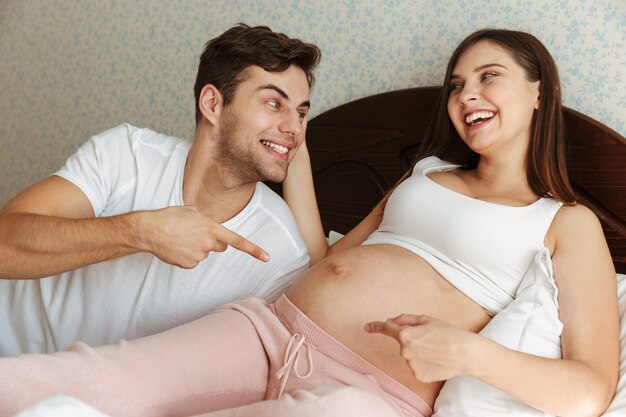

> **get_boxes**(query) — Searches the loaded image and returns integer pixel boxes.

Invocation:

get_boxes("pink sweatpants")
[0,296,432,417]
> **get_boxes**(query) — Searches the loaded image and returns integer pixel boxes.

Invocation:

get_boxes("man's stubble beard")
[216,111,287,184]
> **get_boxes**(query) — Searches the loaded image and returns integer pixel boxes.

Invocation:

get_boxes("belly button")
[326,262,347,277]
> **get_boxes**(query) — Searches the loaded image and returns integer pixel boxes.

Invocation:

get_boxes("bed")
[301,86,626,415]
[15,88,626,416]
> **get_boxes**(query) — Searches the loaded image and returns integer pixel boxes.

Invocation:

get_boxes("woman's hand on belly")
[365,313,482,383]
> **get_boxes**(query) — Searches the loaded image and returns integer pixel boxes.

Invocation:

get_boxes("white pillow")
[433,248,561,416]
[13,394,109,417]
[327,230,344,245]
[600,273,626,416]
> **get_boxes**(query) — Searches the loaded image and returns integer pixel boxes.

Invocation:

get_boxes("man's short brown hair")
[194,24,321,124]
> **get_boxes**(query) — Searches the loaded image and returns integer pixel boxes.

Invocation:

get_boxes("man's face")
[216,65,311,183]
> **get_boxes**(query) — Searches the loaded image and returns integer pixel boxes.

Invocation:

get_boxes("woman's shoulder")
[554,203,599,224]
[550,203,604,241]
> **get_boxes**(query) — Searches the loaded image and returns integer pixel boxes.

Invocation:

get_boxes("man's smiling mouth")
[260,139,289,155]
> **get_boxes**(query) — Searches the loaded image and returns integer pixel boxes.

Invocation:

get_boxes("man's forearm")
[0,212,144,279]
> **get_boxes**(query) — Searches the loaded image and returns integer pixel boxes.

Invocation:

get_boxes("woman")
[0,29,618,417]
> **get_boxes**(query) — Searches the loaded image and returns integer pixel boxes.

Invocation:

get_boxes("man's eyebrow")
[257,84,310,108]
[450,63,508,80]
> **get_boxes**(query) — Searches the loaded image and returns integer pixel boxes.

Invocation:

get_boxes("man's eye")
[298,112,307,120]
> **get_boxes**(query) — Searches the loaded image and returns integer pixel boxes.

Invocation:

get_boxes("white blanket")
[12,265,626,417]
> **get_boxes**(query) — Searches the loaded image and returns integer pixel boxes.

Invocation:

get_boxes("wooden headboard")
[302,87,626,273]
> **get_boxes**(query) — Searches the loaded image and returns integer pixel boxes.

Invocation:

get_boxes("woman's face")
[446,40,540,156]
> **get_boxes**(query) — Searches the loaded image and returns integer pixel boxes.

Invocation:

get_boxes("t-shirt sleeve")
[54,124,132,216]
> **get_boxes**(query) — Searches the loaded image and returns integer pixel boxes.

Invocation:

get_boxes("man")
[0,24,321,355]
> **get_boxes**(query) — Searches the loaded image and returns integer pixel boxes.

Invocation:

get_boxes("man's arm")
[282,141,328,265]
[283,140,385,263]
[0,176,269,279]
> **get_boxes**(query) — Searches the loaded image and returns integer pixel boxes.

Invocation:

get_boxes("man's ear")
[198,84,223,125]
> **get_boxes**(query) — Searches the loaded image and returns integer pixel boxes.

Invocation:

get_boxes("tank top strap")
[413,155,461,175]
[533,197,563,240]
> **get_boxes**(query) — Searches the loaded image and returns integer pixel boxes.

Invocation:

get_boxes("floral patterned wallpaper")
[1,0,624,205]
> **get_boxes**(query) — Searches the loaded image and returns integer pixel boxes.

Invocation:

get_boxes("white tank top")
[364,156,562,315]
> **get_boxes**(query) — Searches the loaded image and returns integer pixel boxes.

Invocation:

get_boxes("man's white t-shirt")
[1,124,309,355]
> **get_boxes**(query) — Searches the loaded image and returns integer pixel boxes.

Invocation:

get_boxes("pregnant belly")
[286,244,491,406]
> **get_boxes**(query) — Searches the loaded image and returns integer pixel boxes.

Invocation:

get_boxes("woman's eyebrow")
[474,63,508,72]
[451,63,509,80]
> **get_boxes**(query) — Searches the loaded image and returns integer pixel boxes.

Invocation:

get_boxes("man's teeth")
[261,140,288,155]
[465,111,496,125]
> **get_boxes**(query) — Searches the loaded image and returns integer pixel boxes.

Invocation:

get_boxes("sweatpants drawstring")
[275,333,313,398]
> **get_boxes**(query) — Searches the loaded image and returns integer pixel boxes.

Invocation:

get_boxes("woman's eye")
[481,72,498,81]
[298,112,307,120]
[449,82,463,94]
[268,100,280,109]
